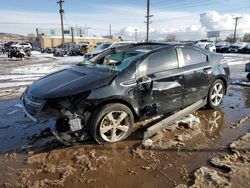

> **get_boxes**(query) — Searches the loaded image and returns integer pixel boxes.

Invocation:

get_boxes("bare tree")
[165,34,176,42]
[225,34,240,43]
[242,33,250,42]
[26,33,36,42]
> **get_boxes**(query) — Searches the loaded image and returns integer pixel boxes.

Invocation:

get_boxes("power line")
[0,22,61,25]
[153,5,250,22]
[152,0,214,11]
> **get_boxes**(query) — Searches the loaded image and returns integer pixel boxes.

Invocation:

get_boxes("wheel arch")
[212,75,228,94]
[91,98,139,121]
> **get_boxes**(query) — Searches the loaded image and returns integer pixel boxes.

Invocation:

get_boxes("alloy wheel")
[210,83,224,106]
[99,111,130,143]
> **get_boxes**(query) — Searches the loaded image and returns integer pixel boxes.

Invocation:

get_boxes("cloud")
[1,8,250,41]
[116,11,250,41]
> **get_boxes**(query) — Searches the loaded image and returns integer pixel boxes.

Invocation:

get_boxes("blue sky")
[1,0,250,40]
[1,0,250,13]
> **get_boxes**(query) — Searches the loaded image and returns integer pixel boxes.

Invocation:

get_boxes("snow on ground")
[0,52,83,98]
[224,53,250,65]
[0,82,33,89]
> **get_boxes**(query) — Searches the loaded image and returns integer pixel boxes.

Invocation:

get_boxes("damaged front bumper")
[21,91,46,122]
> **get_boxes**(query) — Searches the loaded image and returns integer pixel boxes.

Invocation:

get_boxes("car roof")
[106,42,210,56]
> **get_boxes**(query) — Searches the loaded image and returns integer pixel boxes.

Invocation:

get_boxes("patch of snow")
[14,104,23,108]
[31,50,41,55]
[0,75,44,80]
[11,63,66,75]
[0,82,32,89]
[6,110,19,115]
[231,79,250,87]
[176,114,201,125]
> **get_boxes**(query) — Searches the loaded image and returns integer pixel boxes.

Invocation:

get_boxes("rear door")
[177,46,213,107]
[137,47,184,116]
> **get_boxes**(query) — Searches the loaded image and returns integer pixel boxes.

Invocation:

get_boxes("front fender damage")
[21,91,93,145]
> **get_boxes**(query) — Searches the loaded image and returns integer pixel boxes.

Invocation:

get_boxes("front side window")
[182,48,203,66]
[201,53,208,62]
[146,48,178,74]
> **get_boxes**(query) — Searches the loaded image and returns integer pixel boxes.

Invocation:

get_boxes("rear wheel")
[90,103,134,144]
[206,79,225,109]
[247,73,250,81]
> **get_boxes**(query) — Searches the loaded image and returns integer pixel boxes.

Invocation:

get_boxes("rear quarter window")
[182,48,207,66]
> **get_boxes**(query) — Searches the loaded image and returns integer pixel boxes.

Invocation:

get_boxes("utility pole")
[71,27,74,43]
[57,0,65,48]
[233,16,242,43]
[109,24,112,39]
[134,29,138,42]
[145,0,153,42]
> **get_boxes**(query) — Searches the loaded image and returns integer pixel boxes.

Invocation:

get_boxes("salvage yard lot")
[0,52,250,188]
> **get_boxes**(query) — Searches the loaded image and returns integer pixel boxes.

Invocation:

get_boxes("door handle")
[172,75,183,80]
[203,67,212,74]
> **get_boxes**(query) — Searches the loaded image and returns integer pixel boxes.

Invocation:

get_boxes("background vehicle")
[53,48,69,57]
[238,43,250,54]
[215,42,230,53]
[195,42,216,52]
[11,42,32,50]
[245,62,250,80]
[8,46,25,58]
[41,47,55,54]
[228,42,247,53]
[21,43,230,145]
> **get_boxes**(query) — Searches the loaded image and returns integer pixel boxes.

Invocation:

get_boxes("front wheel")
[206,79,225,109]
[90,103,134,144]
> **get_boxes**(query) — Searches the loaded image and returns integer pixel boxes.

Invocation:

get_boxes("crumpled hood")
[28,66,116,99]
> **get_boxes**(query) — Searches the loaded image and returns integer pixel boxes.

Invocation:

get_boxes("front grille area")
[22,91,45,120]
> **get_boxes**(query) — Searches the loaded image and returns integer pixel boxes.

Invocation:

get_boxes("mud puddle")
[0,85,249,188]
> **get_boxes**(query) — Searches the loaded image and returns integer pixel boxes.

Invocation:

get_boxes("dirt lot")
[0,52,250,188]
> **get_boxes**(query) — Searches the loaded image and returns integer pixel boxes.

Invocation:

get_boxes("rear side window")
[147,48,178,74]
[182,48,205,66]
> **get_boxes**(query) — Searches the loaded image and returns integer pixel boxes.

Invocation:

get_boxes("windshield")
[79,48,145,71]
[109,42,131,48]
[95,43,111,51]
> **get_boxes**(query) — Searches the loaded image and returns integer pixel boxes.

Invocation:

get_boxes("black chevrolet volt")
[21,43,230,144]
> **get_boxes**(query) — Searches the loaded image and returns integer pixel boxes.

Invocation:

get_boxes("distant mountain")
[0,32,25,37]
[0,33,26,40]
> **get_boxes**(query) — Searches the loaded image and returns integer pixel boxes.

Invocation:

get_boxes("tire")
[90,103,134,144]
[247,73,250,81]
[206,79,225,109]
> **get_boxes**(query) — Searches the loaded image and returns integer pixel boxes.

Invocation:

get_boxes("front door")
[136,47,184,116]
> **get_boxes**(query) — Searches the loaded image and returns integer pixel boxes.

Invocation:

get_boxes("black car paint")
[28,67,116,99]
[22,43,229,124]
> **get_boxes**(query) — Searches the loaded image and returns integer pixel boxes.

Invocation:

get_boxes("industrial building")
[36,27,121,49]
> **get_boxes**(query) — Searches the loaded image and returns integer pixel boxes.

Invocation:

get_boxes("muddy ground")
[0,52,250,188]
